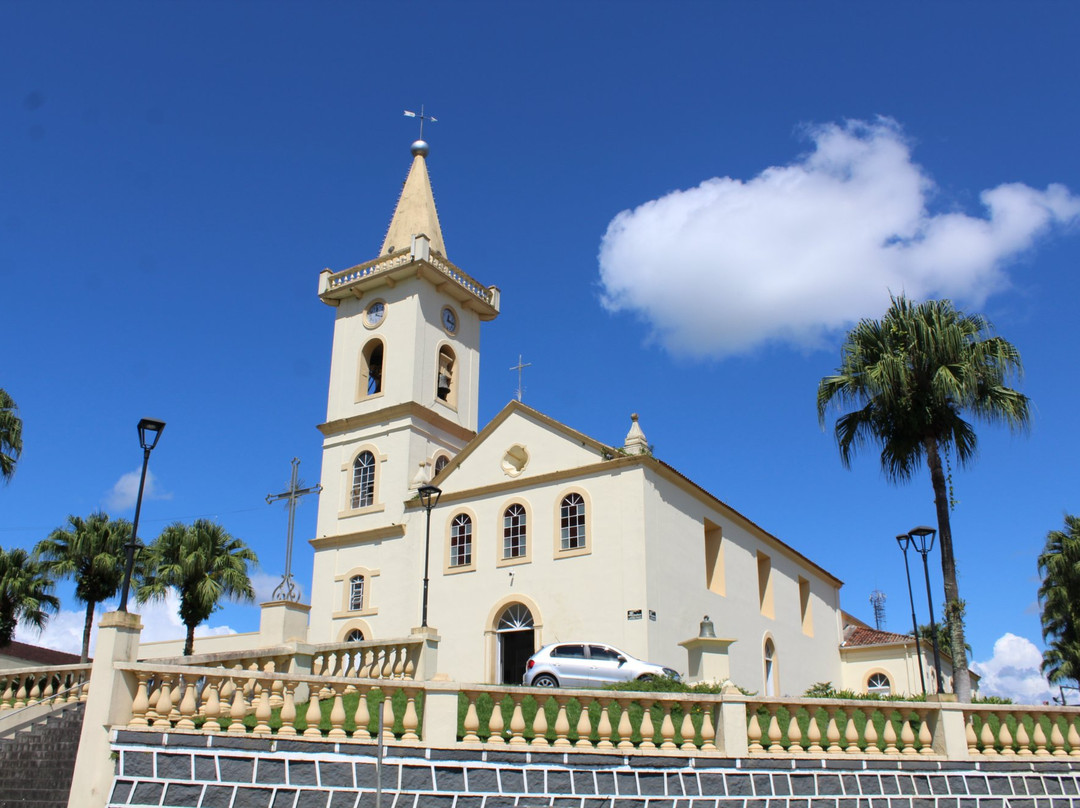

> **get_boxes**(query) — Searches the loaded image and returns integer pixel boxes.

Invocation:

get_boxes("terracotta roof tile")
[0,640,84,665]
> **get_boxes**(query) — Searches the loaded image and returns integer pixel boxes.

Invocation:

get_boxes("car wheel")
[637,674,655,682]
[532,674,559,687]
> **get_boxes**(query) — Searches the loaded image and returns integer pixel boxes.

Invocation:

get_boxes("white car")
[522,642,680,687]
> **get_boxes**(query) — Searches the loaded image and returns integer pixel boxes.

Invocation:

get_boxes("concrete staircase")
[0,702,85,808]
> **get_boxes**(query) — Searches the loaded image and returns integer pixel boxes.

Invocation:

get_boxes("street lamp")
[907,525,945,695]
[417,484,442,628]
[896,533,928,696]
[117,418,165,613]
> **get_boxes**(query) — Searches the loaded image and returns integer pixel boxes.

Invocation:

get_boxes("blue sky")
[3,2,1078,702]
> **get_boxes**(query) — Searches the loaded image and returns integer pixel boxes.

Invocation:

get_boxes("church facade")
[301,140,948,697]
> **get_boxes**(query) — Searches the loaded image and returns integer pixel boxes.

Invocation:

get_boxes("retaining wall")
[106,730,1080,808]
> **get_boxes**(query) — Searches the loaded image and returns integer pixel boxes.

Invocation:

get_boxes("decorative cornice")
[318,401,476,444]
[309,523,406,550]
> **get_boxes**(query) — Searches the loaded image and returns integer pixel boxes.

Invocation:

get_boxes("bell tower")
[313,140,500,538]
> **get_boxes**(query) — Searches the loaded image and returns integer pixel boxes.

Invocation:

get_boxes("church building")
[300,139,953,697]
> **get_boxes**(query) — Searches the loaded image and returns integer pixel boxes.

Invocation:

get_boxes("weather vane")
[265,457,321,602]
[403,105,437,140]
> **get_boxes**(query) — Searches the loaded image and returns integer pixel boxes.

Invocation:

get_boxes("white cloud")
[598,118,1080,358]
[971,632,1054,704]
[103,468,172,512]
[14,590,238,657]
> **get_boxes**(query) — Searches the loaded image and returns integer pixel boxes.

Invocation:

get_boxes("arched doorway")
[496,603,535,684]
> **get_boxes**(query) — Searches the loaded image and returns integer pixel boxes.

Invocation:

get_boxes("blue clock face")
[365,301,385,326]
[442,307,457,333]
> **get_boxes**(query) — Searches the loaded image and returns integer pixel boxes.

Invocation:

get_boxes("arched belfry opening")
[437,345,456,405]
[495,603,535,685]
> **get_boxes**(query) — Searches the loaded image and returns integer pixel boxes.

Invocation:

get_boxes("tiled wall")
[108,730,1080,808]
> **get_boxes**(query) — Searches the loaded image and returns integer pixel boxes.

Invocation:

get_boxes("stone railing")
[0,664,92,711]
[964,702,1080,756]
[324,249,496,306]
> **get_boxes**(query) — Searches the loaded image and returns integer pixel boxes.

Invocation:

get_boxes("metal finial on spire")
[266,458,322,602]
[510,354,532,402]
[404,104,437,141]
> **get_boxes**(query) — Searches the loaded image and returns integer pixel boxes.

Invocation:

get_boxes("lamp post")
[117,418,165,613]
[417,484,442,628]
[908,525,945,694]
[896,533,928,696]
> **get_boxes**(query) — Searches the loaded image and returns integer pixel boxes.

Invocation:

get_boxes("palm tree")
[137,519,258,656]
[0,389,22,484]
[817,295,1030,701]
[1038,514,1080,689]
[0,547,59,647]
[35,512,133,662]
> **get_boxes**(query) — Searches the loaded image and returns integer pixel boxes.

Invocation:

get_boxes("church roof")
[842,624,915,648]
[379,140,446,257]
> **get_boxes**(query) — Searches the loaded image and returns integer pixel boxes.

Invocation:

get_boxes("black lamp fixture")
[907,525,945,695]
[895,532,928,696]
[117,418,166,613]
[417,484,442,628]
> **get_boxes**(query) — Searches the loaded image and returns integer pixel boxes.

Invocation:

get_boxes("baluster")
[278,681,298,737]
[699,702,717,752]
[575,696,593,748]
[914,708,933,755]
[328,684,347,738]
[1031,714,1049,757]
[678,700,696,751]
[168,675,183,724]
[1011,711,1030,756]
[461,691,480,744]
[177,677,199,730]
[14,675,28,708]
[401,686,420,742]
[638,699,656,750]
[381,648,394,679]
[253,687,273,735]
[843,709,860,754]
[28,672,42,705]
[129,673,152,727]
[403,646,416,680]
[228,677,248,734]
[508,694,528,746]
[596,698,615,750]
[359,648,374,678]
[312,653,325,678]
[381,689,395,740]
[1067,719,1080,757]
[997,711,1015,755]
[805,708,822,754]
[900,711,917,755]
[202,677,222,729]
[268,666,284,710]
[977,713,996,755]
[303,689,322,737]
[966,714,979,755]
[487,695,505,745]
[41,674,55,704]
[786,704,804,754]
[1049,718,1066,757]
[863,708,880,754]
[746,704,764,754]
[660,700,679,750]
[531,695,550,747]
[353,686,371,740]
[765,705,783,754]
[882,710,899,755]
[825,711,842,754]
[393,645,406,679]
[616,697,634,750]
[153,675,173,729]
[551,695,571,748]
[344,650,359,678]
[0,674,14,709]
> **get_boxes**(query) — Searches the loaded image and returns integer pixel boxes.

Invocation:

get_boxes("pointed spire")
[624,413,649,455]
[380,140,447,258]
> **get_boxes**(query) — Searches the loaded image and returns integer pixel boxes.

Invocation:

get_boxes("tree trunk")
[184,623,196,657]
[924,436,972,702]
[81,601,95,663]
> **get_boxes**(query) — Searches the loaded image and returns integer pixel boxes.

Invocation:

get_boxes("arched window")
[560,493,586,551]
[450,513,472,567]
[503,504,527,559]
[360,339,384,396]
[351,451,375,509]
[867,672,891,695]
[349,575,365,611]
[764,638,777,696]
[437,346,456,404]
[434,454,450,476]
[345,628,365,643]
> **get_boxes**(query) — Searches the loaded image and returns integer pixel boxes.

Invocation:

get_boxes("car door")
[548,644,589,686]
[587,644,628,686]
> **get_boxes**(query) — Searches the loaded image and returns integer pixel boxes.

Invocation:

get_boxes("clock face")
[365,301,385,327]
[442,306,457,333]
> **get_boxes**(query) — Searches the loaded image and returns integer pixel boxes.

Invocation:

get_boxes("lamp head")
[417,484,442,511]
[895,533,911,552]
[137,418,166,451]
[908,525,936,553]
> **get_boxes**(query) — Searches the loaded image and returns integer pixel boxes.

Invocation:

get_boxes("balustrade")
[0,665,91,711]
[965,706,1080,757]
